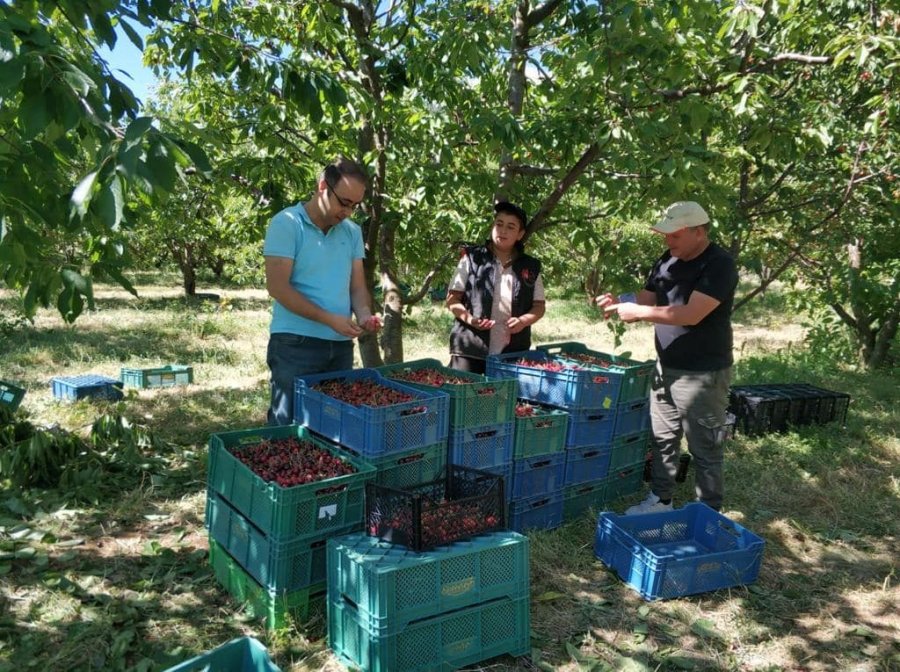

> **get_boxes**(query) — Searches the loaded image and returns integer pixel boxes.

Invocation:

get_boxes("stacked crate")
[205,424,377,629]
[488,343,654,521]
[327,531,531,672]
[508,402,568,532]
[729,383,850,436]
[378,359,517,492]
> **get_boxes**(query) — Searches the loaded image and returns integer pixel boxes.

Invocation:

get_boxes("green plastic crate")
[163,636,281,672]
[609,431,649,472]
[538,342,654,404]
[0,380,25,412]
[368,441,446,490]
[379,358,517,428]
[327,531,529,631]
[603,460,646,503]
[513,404,568,459]
[206,490,361,593]
[329,595,530,672]
[121,364,194,388]
[208,424,376,540]
[563,478,607,521]
[209,537,325,630]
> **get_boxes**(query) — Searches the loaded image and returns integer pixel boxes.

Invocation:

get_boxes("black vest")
[449,243,542,360]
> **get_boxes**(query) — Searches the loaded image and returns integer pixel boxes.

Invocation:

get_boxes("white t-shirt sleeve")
[448,255,470,293]
[533,274,545,302]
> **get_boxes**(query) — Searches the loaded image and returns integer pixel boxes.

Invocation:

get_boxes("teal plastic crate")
[327,531,529,631]
[563,478,607,521]
[329,595,530,672]
[295,369,449,457]
[121,364,193,388]
[603,460,645,502]
[206,490,361,592]
[513,404,568,459]
[207,424,376,540]
[209,537,326,631]
[609,431,649,472]
[0,380,25,411]
[537,342,654,404]
[486,349,621,411]
[379,358,517,428]
[163,636,280,672]
[594,503,765,600]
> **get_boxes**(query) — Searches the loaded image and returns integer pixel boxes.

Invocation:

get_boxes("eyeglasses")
[326,180,363,211]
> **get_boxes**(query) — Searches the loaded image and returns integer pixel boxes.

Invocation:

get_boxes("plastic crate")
[0,380,25,411]
[509,451,565,499]
[728,385,791,435]
[327,531,529,631]
[208,537,326,630]
[513,404,568,459]
[295,369,449,457]
[206,490,360,593]
[609,431,649,472]
[603,461,646,502]
[613,398,650,438]
[564,407,616,448]
[121,364,193,389]
[207,424,376,540]
[563,444,612,486]
[509,491,564,532]
[562,479,607,521]
[163,636,280,672]
[594,502,765,600]
[448,422,514,472]
[537,342,654,404]
[366,442,446,491]
[365,465,505,552]
[486,349,621,411]
[328,595,530,672]
[50,374,123,402]
[379,358,517,429]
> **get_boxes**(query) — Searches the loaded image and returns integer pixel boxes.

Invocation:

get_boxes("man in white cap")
[594,201,738,513]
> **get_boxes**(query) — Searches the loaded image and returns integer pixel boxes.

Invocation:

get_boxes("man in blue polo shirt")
[263,158,381,425]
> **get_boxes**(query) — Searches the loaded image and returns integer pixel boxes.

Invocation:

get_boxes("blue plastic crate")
[163,636,280,672]
[565,407,616,448]
[509,491,563,532]
[448,422,514,472]
[536,342,654,404]
[594,503,766,600]
[563,444,612,486]
[295,369,449,457]
[613,398,650,438]
[50,374,123,402]
[486,350,621,411]
[509,451,565,499]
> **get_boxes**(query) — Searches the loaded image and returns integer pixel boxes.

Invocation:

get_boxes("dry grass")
[1,277,898,672]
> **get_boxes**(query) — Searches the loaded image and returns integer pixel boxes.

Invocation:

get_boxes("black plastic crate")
[728,385,791,435]
[365,465,505,552]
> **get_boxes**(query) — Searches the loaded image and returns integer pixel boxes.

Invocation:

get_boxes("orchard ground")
[0,275,897,672]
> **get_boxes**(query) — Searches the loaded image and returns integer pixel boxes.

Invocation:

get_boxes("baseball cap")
[651,201,709,233]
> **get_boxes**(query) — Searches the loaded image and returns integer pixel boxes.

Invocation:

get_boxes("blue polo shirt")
[263,203,365,340]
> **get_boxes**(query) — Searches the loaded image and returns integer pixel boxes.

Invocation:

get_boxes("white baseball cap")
[651,201,710,233]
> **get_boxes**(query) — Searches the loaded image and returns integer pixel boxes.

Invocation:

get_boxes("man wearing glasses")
[263,157,382,425]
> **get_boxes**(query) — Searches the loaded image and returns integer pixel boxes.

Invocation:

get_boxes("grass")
[0,276,898,672]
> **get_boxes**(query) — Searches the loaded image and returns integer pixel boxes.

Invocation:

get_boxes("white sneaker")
[625,492,674,516]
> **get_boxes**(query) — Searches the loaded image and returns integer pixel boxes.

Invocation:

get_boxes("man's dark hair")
[494,201,527,229]
[322,157,368,186]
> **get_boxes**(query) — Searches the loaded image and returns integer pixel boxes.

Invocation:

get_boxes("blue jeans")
[267,333,354,426]
[648,363,732,510]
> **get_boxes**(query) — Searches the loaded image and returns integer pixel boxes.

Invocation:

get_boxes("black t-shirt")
[644,242,738,371]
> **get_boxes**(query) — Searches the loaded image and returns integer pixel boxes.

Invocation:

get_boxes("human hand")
[606,302,642,323]
[506,316,527,334]
[592,293,616,319]
[470,316,495,330]
[330,315,364,338]
[360,315,382,332]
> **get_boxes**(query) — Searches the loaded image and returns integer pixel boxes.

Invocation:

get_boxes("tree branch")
[528,141,606,236]
[526,0,566,29]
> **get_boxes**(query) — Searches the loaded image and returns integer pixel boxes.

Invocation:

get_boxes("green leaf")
[637,604,651,618]
[690,618,725,642]
[535,591,567,602]
[124,116,154,151]
[19,88,50,140]
[70,171,99,220]
[177,140,213,177]
[665,654,697,670]
[848,625,876,639]
[0,55,25,96]
[96,176,125,229]
[119,19,144,51]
